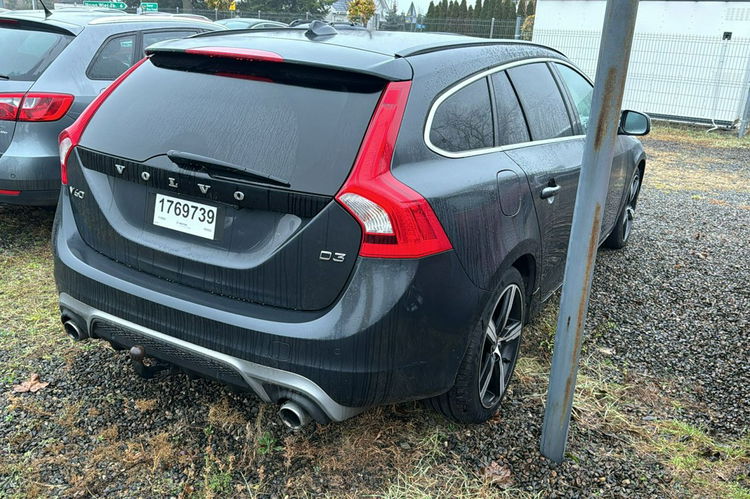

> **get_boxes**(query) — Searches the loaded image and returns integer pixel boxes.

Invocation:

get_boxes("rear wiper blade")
[0,75,9,80]
[166,150,290,188]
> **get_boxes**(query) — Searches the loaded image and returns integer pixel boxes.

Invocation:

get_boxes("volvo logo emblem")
[115,164,125,175]
[233,191,244,201]
[198,184,211,194]
[168,177,179,188]
[140,172,151,181]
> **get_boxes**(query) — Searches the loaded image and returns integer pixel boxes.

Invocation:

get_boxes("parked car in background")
[141,12,213,22]
[0,9,223,206]
[216,17,287,30]
[53,25,649,427]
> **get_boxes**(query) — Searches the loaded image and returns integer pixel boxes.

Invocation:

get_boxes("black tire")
[605,169,642,249]
[426,267,525,423]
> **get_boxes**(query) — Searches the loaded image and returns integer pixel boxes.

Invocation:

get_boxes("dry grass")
[649,122,750,150]
[644,123,750,195]
[639,421,750,498]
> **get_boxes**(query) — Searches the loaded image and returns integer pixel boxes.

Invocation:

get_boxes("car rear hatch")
[67,42,410,311]
[0,18,74,155]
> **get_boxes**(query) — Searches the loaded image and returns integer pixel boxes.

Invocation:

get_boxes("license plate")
[152,193,218,240]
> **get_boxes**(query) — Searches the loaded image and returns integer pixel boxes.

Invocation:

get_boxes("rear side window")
[80,58,384,196]
[555,63,593,132]
[0,27,72,81]
[507,63,573,141]
[490,71,530,146]
[430,78,494,153]
[143,30,198,48]
[88,34,136,80]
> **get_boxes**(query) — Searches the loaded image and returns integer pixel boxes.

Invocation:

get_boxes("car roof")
[187,28,561,59]
[0,8,123,34]
[147,29,563,82]
[87,14,222,27]
[0,9,220,35]
[218,17,282,23]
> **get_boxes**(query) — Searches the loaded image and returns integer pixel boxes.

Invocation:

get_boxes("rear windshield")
[80,56,384,196]
[0,26,72,81]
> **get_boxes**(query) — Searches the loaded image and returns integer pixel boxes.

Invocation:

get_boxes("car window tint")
[0,27,72,81]
[430,77,494,153]
[143,30,198,49]
[507,63,573,141]
[555,63,593,132]
[490,71,530,146]
[88,34,137,80]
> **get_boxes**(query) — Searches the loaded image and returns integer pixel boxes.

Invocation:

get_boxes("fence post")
[176,6,179,13]
[739,60,750,138]
[514,15,522,39]
[489,17,495,39]
[306,11,309,20]
[740,92,750,138]
[214,7,217,20]
[540,0,639,464]
[258,10,261,18]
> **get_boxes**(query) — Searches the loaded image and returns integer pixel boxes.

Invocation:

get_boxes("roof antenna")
[305,20,337,40]
[38,0,53,19]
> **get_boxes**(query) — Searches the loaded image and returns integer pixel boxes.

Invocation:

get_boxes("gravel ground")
[0,125,747,497]
[592,133,750,440]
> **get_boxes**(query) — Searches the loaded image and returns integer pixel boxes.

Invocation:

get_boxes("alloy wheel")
[478,284,524,409]
[622,172,640,242]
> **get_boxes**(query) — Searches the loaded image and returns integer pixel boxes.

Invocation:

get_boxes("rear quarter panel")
[391,45,564,296]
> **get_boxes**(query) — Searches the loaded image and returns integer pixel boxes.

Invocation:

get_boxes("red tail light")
[183,47,284,63]
[0,93,73,122]
[59,58,147,185]
[336,81,452,259]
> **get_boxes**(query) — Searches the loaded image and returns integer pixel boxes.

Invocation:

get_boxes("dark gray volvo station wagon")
[53,25,649,427]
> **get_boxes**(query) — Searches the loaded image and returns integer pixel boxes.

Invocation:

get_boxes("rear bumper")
[0,151,60,206]
[53,191,489,414]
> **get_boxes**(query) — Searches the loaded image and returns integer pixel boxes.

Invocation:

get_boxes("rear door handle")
[541,185,561,199]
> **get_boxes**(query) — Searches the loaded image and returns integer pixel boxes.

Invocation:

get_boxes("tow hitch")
[129,345,170,379]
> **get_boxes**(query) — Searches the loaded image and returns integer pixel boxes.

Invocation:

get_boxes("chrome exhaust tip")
[279,400,311,430]
[62,318,87,341]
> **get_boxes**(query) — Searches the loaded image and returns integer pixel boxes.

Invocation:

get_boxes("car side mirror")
[619,110,651,136]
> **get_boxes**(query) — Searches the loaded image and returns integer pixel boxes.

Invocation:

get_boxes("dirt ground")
[0,123,748,497]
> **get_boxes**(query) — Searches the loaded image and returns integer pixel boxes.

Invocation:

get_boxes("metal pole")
[738,54,750,138]
[740,88,750,138]
[489,17,495,39]
[540,0,639,464]
[514,15,522,39]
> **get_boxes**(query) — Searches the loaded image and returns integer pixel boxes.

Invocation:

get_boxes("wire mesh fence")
[533,29,750,132]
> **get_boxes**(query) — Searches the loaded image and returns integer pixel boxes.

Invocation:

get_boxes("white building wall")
[532,1,750,124]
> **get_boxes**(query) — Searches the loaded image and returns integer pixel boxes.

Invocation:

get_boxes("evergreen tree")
[474,0,482,19]
[426,1,436,30]
[481,0,492,19]
[516,0,526,17]
[502,0,514,20]
[492,0,503,21]
[526,0,535,16]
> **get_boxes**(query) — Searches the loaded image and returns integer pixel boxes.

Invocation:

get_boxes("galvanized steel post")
[514,15,522,39]
[540,0,640,463]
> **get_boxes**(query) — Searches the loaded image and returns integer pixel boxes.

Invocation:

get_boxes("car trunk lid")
[68,53,387,310]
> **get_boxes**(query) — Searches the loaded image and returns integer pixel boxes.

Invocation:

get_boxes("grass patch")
[642,421,750,498]
[649,122,750,150]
